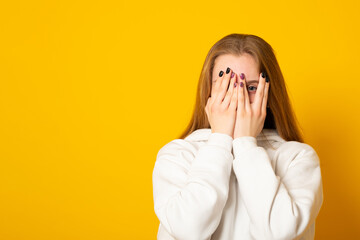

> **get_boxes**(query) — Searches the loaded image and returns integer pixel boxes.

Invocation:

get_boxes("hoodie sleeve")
[152,133,234,240]
[232,136,323,240]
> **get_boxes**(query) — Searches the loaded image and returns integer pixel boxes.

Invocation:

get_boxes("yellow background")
[0,0,359,239]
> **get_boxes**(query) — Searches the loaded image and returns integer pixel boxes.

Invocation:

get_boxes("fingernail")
[219,70,224,77]
[261,72,266,78]
[234,82,237,87]
[226,67,230,74]
[266,76,269,82]
[240,82,244,87]
[231,72,235,78]
[240,73,245,80]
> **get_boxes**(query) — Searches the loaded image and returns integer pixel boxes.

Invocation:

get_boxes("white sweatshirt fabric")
[152,128,323,240]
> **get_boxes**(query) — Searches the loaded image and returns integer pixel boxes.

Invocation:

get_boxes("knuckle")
[219,85,225,92]
[219,103,226,111]
[211,105,220,113]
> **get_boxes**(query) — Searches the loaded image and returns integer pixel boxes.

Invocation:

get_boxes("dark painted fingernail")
[231,72,235,78]
[219,70,224,77]
[261,72,266,78]
[240,73,245,80]
[226,67,230,74]
[266,76,269,82]
[240,82,244,87]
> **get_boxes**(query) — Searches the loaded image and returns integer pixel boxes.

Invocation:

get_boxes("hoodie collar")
[184,128,286,143]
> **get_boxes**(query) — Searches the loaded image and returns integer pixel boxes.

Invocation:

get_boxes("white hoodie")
[152,128,323,240]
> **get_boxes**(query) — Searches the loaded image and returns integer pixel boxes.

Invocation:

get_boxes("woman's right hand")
[205,67,239,138]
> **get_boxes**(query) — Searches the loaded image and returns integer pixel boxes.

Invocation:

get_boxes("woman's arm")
[232,137,323,240]
[152,133,233,240]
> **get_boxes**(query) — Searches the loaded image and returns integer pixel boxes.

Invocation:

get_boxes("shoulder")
[153,139,199,183]
[271,141,322,181]
[276,141,320,166]
[155,139,198,168]
[279,140,317,153]
[157,139,197,157]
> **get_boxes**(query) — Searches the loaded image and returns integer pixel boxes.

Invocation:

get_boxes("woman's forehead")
[213,54,260,79]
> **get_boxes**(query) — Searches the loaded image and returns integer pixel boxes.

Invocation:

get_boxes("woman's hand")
[233,72,270,139]
[205,67,239,138]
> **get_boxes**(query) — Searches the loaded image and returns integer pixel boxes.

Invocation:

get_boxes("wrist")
[212,130,233,139]
[208,132,233,152]
[232,136,258,158]
[234,134,256,139]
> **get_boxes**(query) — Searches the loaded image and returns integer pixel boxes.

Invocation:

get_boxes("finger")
[229,81,238,110]
[254,71,266,110]
[242,73,251,112]
[237,73,245,111]
[211,70,225,98]
[215,67,232,103]
[223,73,237,107]
[261,74,270,115]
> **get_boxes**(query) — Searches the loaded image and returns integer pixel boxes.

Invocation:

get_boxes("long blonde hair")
[178,33,304,143]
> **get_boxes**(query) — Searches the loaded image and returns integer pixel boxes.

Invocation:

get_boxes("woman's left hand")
[233,72,270,139]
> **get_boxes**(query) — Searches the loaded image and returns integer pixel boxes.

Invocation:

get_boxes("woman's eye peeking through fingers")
[247,85,257,92]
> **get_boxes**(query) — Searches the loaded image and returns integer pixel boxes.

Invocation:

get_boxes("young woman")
[152,33,323,240]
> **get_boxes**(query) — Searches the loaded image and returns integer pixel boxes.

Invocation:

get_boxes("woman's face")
[212,53,260,104]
